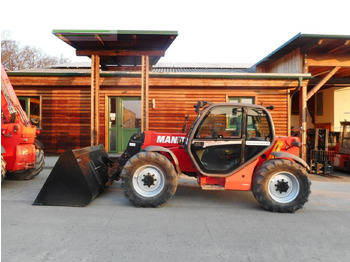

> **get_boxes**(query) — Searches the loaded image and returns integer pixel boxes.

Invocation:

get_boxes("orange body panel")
[225,159,259,190]
[2,123,37,171]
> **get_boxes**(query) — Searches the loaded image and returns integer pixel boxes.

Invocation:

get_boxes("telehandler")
[1,63,45,182]
[35,101,311,212]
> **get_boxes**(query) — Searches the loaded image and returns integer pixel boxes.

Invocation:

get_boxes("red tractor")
[331,121,350,172]
[35,101,311,213]
[1,63,45,181]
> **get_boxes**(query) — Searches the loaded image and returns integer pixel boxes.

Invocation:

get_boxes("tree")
[1,31,70,70]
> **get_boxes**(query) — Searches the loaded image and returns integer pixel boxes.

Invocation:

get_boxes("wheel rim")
[133,165,165,197]
[268,171,300,203]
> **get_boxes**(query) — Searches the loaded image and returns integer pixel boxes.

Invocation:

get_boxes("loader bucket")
[33,145,113,207]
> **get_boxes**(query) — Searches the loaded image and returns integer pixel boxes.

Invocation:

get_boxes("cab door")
[189,105,244,174]
[187,104,273,176]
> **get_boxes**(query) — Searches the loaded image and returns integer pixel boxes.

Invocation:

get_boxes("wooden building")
[9,66,309,155]
[9,31,350,158]
[253,33,350,158]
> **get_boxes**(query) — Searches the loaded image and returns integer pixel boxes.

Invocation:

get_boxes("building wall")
[314,88,334,130]
[334,86,350,132]
[256,49,303,74]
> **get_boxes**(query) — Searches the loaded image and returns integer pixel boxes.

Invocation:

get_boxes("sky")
[1,0,350,66]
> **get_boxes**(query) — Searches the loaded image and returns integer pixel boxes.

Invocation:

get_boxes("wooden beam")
[76,50,165,57]
[299,84,307,161]
[102,65,152,71]
[94,34,105,46]
[56,34,72,45]
[141,55,150,131]
[94,55,100,145]
[104,94,109,152]
[334,68,350,78]
[311,69,332,77]
[90,56,95,146]
[307,66,341,100]
[327,39,350,54]
[90,54,100,146]
[306,53,350,67]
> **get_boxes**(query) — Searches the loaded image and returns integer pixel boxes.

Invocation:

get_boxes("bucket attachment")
[33,145,114,207]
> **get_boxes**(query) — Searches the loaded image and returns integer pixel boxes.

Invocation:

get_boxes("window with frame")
[195,106,243,139]
[229,97,254,104]
[18,96,41,127]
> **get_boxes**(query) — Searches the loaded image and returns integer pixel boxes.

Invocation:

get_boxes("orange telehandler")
[35,101,311,212]
[1,63,45,182]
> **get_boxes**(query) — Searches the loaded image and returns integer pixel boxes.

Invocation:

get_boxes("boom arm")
[1,64,30,125]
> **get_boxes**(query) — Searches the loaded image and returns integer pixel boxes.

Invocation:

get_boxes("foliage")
[1,31,70,70]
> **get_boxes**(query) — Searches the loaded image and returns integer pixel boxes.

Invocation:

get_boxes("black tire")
[6,148,45,180]
[1,154,7,183]
[252,159,311,213]
[121,151,178,207]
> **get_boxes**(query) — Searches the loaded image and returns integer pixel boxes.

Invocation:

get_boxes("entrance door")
[108,97,141,153]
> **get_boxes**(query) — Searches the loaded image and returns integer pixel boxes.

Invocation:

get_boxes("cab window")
[195,107,243,139]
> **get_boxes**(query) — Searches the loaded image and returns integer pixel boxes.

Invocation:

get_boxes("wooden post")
[145,56,149,131]
[90,56,95,146]
[94,55,100,145]
[299,84,308,161]
[90,54,100,146]
[287,89,291,137]
[141,55,150,132]
[314,129,319,150]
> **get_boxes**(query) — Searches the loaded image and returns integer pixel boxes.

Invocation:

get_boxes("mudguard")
[143,146,182,175]
[271,151,310,171]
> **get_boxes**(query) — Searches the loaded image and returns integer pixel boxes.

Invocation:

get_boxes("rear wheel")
[121,151,178,207]
[252,159,311,213]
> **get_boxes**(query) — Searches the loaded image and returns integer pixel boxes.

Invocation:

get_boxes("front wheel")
[6,148,45,180]
[1,154,7,183]
[252,159,311,213]
[121,151,178,207]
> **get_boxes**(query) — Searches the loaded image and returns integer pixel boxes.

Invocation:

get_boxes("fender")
[271,151,310,171]
[143,146,182,176]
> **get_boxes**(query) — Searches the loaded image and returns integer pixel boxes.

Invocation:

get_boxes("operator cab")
[186,103,275,176]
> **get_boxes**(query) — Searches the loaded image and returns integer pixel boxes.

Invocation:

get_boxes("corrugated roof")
[152,62,251,73]
[8,63,311,80]
[47,62,251,73]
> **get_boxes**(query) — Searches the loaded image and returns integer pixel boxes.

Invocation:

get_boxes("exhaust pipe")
[33,145,115,207]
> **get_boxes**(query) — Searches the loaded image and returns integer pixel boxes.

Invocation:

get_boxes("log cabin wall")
[10,73,304,155]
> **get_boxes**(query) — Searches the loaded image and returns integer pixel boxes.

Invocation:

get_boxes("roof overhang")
[53,29,178,71]
[253,33,350,79]
[254,33,350,67]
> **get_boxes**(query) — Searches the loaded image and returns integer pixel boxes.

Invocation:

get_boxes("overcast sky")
[1,0,349,65]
